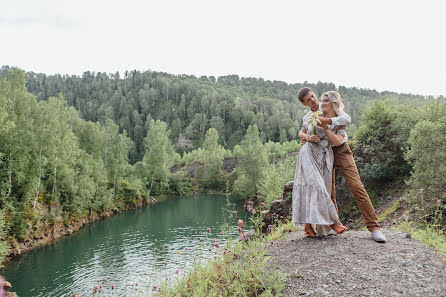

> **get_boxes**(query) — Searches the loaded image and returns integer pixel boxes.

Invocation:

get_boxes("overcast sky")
[1,0,445,96]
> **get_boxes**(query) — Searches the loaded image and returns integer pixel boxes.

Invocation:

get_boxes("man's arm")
[298,129,320,144]
[318,112,351,126]
[298,129,307,143]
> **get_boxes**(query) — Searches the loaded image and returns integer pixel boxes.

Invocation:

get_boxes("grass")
[156,223,295,296]
[397,221,446,259]
[377,199,401,222]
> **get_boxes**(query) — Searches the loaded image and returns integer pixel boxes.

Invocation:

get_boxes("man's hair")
[297,87,313,103]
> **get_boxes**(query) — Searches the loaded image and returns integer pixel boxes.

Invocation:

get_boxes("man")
[297,87,386,243]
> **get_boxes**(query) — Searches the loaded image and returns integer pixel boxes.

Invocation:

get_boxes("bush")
[405,117,446,197]
[353,101,411,183]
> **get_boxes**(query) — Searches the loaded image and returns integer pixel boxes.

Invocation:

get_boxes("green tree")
[353,101,410,183]
[233,125,268,197]
[143,120,178,195]
[202,128,225,188]
[406,117,446,197]
[103,119,131,198]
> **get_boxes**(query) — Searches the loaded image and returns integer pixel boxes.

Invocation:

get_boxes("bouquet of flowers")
[307,110,322,136]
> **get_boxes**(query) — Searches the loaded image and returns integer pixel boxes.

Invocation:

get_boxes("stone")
[262,181,293,232]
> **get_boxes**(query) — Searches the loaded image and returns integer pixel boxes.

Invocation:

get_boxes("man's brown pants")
[331,143,380,231]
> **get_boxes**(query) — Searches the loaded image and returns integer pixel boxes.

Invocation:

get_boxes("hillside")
[0,65,436,163]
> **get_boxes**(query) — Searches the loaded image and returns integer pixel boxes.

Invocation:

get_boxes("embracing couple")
[292,87,386,243]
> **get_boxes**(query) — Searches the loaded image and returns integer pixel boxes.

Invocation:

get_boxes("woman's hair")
[321,91,344,116]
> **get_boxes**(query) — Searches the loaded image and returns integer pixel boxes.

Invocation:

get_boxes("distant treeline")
[1,65,437,163]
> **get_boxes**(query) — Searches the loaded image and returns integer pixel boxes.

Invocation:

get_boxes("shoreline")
[2,198,155,267]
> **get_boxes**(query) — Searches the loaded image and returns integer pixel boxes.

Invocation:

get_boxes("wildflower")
[214,241,220,248]
[111,284,114,290]
[135,283,138,286]
[220,231,224,235]
[206,227,211,233]
[437,199,442,204]
[251,209,256,214]
[268,224,273,229]
[175,269,179,274]
[153,286,158,291]
[164,261,168,265]
[261,202,265,207]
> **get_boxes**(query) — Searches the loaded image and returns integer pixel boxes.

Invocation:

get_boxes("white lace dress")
[292,121,346,236]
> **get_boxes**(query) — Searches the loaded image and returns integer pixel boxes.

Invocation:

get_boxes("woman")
[292,91,348,237]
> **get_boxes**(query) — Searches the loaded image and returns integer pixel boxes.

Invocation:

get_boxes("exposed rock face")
[176,133,194,149]
[262,181,293,232]
[222,157,238,173]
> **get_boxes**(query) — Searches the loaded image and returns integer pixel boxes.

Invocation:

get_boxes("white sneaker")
[372,230,386,243]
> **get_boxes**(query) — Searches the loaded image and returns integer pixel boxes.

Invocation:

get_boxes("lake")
[1,194,250,296]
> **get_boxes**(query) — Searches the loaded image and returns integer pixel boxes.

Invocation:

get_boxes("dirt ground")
[266,229,446,297]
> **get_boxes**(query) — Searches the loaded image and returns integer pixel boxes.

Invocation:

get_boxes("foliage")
[142,120,180,196]
[405,117,446,197]
[0,210,10,267]
[1,65,434,164]
[157,239,286,296]
[258,155,298,207]
[264,140,300,163]
[233,125,268,198]
[353,101,411,183]
[398,221,446,257]
[202,128,226,189]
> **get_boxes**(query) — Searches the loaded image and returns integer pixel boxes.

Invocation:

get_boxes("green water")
[1,194,250,296]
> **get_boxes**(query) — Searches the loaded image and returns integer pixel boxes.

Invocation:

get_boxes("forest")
[0,65,445,265]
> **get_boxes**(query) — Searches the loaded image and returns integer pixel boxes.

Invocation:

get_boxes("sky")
[1,0,445,96]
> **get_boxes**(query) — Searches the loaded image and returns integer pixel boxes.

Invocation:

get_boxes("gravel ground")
[266,229,446,297]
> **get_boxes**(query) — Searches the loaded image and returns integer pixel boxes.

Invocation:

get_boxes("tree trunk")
[113,180,116,198]
[6,131,12,198]
[6,91,17,198]
[33,145,43,208]
[52,147,58,196]
[149,175,154,197]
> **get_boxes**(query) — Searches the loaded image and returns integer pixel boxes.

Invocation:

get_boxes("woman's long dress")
[292,120,346,236]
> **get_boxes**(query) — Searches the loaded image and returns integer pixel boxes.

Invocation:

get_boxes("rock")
[239,230,258,242]
[222,157,238,173]
[262,181,293,231]
[176,133,194,149]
